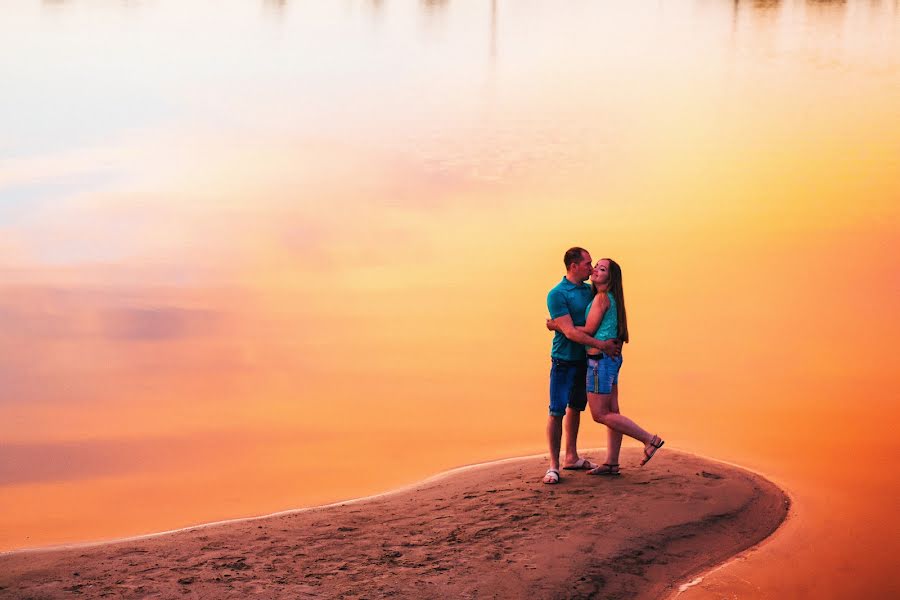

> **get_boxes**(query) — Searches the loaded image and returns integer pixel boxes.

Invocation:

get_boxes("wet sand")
[0,448,788,599]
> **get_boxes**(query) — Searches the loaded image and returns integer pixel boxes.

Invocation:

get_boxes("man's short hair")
[564,247,588,269]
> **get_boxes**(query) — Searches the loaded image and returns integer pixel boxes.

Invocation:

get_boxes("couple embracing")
[542,247,664,485]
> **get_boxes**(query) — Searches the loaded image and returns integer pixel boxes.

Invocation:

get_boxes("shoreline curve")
[0,448,790,599]
[664,453,795,599]
[0,453,551,557]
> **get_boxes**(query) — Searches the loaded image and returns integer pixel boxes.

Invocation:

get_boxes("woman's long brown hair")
[603,258,629,343]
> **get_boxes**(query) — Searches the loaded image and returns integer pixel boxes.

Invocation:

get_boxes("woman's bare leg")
[588,390,653,446]
[605,385,624,466]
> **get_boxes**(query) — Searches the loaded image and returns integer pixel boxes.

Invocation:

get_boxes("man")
[543,247,621,484]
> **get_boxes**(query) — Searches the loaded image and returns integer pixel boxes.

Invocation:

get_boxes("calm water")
[1,0,899,597]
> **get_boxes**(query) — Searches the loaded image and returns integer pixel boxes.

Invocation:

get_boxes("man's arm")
[546,320,589,334]
[550,314,621,356]
[546,295,607,336]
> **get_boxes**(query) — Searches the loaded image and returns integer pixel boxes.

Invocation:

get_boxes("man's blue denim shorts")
[586,354,623,395]
[549,358,588,417]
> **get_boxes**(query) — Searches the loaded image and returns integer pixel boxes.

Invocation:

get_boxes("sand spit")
[0,448,788,599]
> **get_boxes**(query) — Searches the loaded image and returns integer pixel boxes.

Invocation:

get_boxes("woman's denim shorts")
[586,354,623,395]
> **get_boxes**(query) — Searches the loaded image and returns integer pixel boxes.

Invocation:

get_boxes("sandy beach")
[0,449,788,599]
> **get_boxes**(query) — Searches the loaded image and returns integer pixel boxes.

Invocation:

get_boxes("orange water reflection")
[1,0,899,597]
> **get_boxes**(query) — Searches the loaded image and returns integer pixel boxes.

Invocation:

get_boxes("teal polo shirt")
[547,276,593,361]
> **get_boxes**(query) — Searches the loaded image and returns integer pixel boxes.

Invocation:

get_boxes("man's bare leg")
[546,414,564,475]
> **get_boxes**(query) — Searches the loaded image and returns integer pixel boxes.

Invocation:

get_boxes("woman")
[550,258,664,475]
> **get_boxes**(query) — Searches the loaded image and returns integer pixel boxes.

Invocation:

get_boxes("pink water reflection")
[1,1,899,597]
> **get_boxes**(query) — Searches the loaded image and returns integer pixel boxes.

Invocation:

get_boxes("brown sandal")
[588,463,620,476]
[640,436,665,466]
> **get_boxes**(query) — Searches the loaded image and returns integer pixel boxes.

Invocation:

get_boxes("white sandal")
[542,468,560,484]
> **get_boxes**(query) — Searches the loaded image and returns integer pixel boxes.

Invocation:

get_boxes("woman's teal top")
[585,291,618,341]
